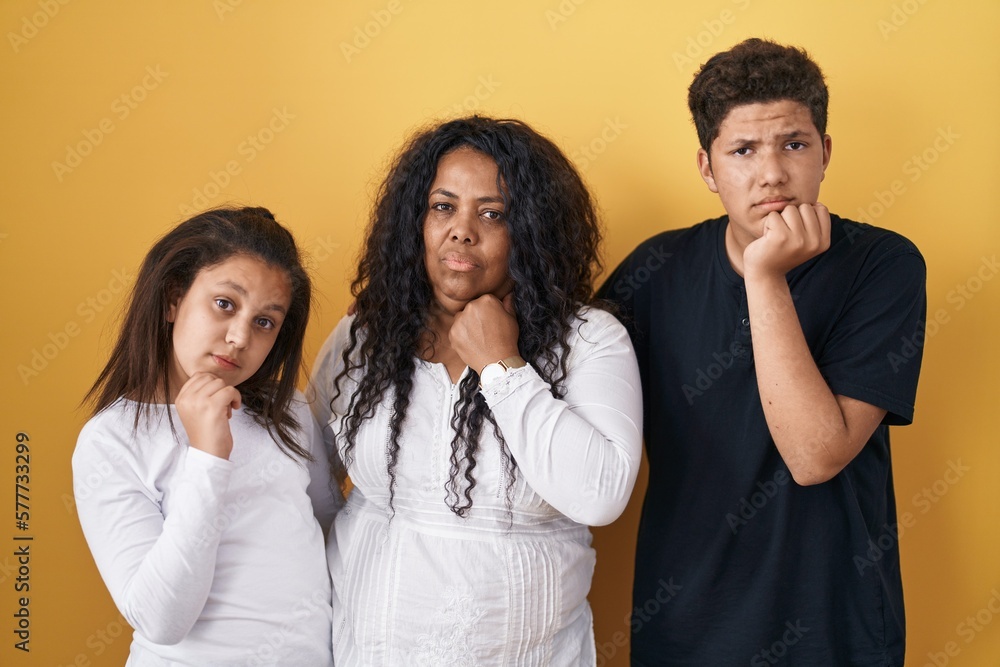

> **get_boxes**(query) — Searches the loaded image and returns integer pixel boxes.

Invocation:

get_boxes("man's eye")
[787,142,806,150]
[733,147,751,156]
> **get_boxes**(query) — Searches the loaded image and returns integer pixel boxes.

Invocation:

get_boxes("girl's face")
[166,255,292,402]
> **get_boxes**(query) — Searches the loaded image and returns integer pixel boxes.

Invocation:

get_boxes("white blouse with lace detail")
[309,308,643,666]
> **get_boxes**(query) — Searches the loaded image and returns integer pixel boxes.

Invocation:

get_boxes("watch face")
[480,362,505,387]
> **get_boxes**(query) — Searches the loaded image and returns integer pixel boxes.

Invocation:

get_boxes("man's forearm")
[745,274,875,485]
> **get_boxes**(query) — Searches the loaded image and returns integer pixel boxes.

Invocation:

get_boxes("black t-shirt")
[597,215,926,666]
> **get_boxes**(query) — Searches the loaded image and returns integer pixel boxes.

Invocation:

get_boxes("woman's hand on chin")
[449,292,520,374]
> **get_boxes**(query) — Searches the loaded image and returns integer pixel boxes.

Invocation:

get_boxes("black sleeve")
[820,246,927,425]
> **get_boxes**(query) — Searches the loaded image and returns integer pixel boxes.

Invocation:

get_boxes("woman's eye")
[482,210,504,221]
[215,298,234,311]
[431,202,451,212]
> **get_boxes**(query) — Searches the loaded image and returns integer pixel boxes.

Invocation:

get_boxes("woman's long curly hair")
[334,116,603,516]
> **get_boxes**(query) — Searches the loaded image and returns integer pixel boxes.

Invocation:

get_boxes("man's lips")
[754,197,794,212]
[442,252,479,272]
[212,355,240,370]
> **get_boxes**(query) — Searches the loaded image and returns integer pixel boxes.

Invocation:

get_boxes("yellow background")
[2,1,998,665]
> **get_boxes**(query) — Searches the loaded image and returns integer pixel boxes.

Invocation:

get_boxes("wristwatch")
[479,355,527,389]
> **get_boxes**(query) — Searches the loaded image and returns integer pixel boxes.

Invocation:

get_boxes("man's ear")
[820,134,832,182]
[697,148,719,193]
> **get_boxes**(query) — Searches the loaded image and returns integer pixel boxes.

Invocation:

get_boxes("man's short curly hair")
[688,38,828,152]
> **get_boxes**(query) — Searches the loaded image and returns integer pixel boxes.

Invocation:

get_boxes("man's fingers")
[815,202,832,250]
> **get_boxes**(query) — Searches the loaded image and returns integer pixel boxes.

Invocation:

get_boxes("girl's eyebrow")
[217,280,287,314]
[218,279,248,296]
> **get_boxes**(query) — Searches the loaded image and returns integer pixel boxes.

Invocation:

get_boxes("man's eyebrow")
[778,130,810,140]
[720,129,811,147]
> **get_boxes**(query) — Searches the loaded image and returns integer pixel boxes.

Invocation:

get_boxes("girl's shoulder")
[74,399,176,466]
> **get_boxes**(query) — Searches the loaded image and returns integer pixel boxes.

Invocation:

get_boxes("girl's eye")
[215,298,234,311]
[255,317,275,330]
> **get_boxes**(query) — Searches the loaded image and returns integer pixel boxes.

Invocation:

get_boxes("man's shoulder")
[831,214,924,261]
[620,216,726,262]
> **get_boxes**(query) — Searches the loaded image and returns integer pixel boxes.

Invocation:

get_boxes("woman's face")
[423,147,514,315]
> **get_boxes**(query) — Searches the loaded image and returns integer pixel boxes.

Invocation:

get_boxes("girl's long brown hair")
[84,207,313,459]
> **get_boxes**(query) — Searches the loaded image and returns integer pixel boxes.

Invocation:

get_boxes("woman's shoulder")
[570,305,627,339]
[315,314,358,367]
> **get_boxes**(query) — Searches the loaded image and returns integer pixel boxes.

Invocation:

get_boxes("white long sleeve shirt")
[73,394,341,666]
[309,308,643,666]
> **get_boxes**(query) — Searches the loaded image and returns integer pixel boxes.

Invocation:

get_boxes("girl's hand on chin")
[175,372,241,460]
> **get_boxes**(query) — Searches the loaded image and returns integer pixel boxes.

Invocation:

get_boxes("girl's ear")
[166,289,181,323]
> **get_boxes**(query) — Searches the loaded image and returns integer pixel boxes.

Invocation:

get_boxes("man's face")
[697,99,832,253]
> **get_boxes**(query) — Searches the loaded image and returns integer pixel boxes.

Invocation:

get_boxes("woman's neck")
[421,304,467,383]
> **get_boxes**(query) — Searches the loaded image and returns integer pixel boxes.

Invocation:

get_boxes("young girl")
[73,207,340,666]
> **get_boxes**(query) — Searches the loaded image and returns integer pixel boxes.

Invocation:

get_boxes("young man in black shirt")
[599,38,926,665]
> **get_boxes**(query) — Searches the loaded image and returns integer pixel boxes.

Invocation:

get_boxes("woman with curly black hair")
[311,116,642,665]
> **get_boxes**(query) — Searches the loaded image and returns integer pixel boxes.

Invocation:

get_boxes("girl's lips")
[212,355,240,370]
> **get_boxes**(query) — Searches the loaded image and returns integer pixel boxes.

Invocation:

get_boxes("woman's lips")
[442,253,478,272]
